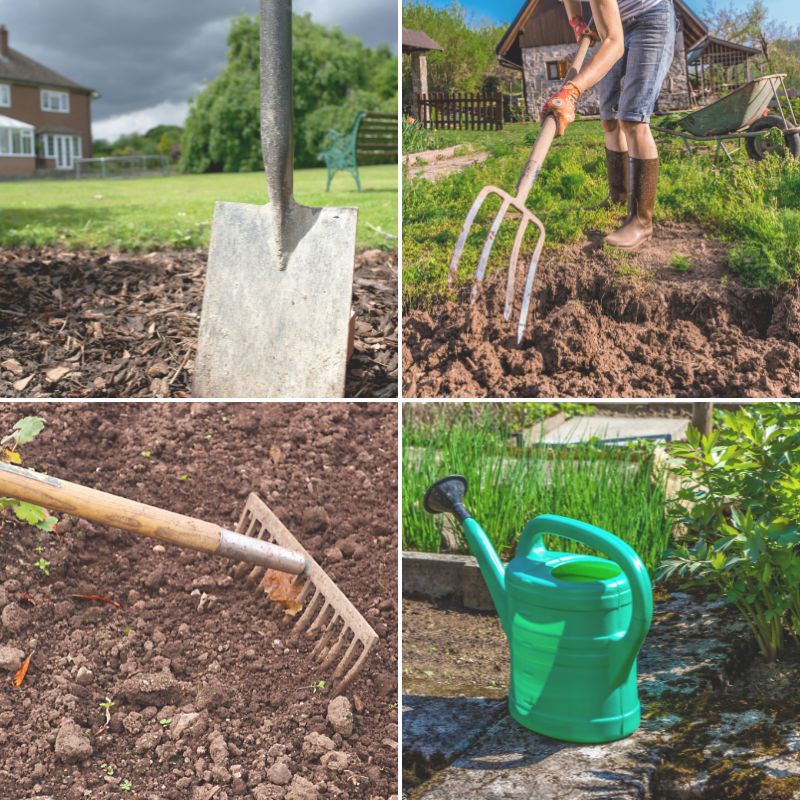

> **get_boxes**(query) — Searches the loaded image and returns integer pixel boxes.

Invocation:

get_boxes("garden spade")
[0,462,377,692]
[193,0,357,398]
[448,28,595,344]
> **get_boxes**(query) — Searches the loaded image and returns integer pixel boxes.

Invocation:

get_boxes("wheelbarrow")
[652,73,800,162]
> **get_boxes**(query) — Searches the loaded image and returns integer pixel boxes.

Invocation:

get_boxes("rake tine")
[336,642,373,695]
[470,197,511,305]
[516,218,547,344]
[311,613,341,659]
[332,637,361,681]
[504,214,531,321]
[448,186,495,285]
[318,626,349,670]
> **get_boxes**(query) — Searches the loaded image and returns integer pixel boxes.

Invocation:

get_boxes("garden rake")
[448,29,595,344]
[0,462,377,693]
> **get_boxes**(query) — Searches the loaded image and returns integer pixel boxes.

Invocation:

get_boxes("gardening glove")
[540,81,581,137]
[569,16,598,43]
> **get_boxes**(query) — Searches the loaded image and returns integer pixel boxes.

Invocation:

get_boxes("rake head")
[231,493,378,694]
[448,184,546,345]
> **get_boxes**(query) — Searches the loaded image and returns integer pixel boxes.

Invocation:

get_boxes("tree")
[181,13,397,173]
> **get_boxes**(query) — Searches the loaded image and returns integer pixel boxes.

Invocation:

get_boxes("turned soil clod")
[0,462,378,693]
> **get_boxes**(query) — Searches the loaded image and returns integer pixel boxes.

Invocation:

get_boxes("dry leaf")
[262,569,303,616]
[1,358,23,376]
[13,653,32,688]
[12,375,34,393]
[4,449,21,465]
[45,366,72,383]
[71,594,122,609]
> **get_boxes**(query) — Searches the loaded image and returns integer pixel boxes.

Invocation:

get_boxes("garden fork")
[448,29,595,344]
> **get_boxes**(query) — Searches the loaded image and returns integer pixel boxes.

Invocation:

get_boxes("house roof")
[0,45,94,93]
[402,28,443,54]
[496,0,709,69]
[0,112,33,130]
[686,34,760,64]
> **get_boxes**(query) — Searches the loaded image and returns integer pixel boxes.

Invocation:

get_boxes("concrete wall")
[0,155,35,177]
[1,83,92,157]
[522,33,691,117]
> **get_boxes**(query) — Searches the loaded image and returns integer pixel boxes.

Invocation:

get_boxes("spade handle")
[261,0,294,208]
[0,462,306,574]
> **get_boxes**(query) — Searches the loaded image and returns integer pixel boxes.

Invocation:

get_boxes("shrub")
[658,404,800,661]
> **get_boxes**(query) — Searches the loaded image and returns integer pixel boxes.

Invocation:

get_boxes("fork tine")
[504,215,531,321]
[470,197,511,305]
[517,216,547,344]
[448,186,495,284]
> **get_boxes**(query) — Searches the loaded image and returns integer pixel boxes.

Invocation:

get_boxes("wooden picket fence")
[419,93,503,131]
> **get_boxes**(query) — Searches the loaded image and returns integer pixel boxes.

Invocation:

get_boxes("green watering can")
[424,475,653,744]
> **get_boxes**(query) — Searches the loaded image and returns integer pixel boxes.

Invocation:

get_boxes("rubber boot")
[592,148,628,210]
[605,157,659,250]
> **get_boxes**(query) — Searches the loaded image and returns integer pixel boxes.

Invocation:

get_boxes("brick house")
[0,25,94,177]
[495,0,755,117]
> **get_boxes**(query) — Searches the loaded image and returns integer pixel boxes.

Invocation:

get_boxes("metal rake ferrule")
[447,183,547,344]
[232,493,378,694]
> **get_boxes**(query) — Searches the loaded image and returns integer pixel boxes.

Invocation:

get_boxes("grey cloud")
[0,0,397,122]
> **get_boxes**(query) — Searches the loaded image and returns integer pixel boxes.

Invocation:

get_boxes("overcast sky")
[0,0,397,140]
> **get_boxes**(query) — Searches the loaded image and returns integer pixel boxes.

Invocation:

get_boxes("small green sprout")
[159,718,172,727]
[120,778,132,792]
[100,763,115,777]
[670,253,694,273]
[140,450,153,458]
[34,557,50,576]
[308,680,326,694]
[178,474,191,482]
[99,699,115,711]
[122,626,133,637]
[34,545,45,553]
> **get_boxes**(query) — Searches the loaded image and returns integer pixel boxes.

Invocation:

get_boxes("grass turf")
[0,164,398,252]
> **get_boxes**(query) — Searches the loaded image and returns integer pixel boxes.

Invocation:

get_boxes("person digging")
[542,0,677,249]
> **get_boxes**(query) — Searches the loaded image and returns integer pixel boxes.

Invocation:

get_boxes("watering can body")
[424,476,652,744]
[463,514,652,743]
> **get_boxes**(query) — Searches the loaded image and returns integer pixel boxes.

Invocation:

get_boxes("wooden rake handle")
[0,462,306,575]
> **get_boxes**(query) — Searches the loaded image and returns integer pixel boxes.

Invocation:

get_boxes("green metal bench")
[319,111,397,192]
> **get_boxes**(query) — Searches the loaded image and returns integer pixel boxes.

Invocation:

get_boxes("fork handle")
[516,31,594,201]
[0,462,306,574]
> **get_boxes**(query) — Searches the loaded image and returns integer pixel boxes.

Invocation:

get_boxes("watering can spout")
[424,476,510,633]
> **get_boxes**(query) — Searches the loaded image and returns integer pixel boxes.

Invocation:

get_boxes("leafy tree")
[402,1,513,97]
[181,13,397,173]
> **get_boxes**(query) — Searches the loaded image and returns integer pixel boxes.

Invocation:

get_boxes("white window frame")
[41,88,70,113]
[0,126,34,157]
[42,133,81,168]
[0,83,10,108]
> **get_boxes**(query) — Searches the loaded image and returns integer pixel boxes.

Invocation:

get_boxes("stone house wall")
[522,30,690,117]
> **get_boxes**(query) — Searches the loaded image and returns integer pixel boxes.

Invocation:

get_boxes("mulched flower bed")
[0,248,397,399]
[0,402,398,800]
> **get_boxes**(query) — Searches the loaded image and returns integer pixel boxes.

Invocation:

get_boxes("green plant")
[100,764,115,777]
[308,680,326,694]
[33,557,50,576]
[120,779,132,792]
[403,116,439,154]
[658,404,800,661]
[159,718,172,727]
[0,417,57,533]
[403,408,673,571]
[670,253,694,273]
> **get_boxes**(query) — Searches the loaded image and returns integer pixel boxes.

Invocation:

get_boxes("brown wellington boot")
[591,148,628,210]
[605,157,659,250]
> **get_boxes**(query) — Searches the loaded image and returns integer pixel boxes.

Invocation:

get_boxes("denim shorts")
[597,0,677,123]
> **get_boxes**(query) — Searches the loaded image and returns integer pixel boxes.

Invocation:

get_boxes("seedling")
[178,474,191,482]
[122,626,133,637]
[120,779,132,792]
[33,558,50,576]
[670,253,694,273]
[99,697,115,729]
[140,450,153,459]
[159,718,172,727]
[100,763,115,777]
[34,546,45,553]
[308,680,326,694]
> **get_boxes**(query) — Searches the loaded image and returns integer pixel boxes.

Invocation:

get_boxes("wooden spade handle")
[0,462,306,574]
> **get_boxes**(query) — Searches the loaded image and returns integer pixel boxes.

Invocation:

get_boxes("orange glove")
[569,16,599,43]
[540,81,581,137]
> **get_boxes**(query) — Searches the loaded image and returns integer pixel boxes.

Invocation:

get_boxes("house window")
[42,133,81,168]
[546,60,568,81]
[0,84,9,108]
[41,88,70,113]
[0,127,34,157]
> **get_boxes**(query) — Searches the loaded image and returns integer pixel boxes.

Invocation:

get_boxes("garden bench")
[319,111,397,192]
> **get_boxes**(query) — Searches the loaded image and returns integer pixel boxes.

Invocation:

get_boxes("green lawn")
[404,121,800,307]
[0,164,398,251]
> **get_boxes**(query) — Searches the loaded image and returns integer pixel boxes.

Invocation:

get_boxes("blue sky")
[418,0,797,28]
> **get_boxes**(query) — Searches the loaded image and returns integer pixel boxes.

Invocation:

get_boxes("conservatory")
[0,113,35,177]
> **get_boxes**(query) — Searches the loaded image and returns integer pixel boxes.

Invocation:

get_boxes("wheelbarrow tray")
[677,74,787,136]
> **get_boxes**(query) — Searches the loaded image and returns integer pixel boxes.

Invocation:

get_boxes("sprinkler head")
[423,475,470,522]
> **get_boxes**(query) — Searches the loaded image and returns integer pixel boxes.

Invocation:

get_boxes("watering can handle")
[517,514,653,686]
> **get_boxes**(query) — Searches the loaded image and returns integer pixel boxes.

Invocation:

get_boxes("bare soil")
[403,222,800,398]
[0,248,398,399]
[403,147,489,182]
[0,403,398,799]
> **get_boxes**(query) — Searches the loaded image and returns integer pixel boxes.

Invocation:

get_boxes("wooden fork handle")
[0,462,306,574]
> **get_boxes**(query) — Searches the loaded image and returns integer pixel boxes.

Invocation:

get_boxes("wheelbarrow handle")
[0,462,306,574]
[516,30,595,201]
